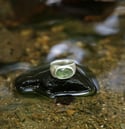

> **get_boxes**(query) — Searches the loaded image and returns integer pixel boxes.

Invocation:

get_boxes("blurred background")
[0,0,125,129]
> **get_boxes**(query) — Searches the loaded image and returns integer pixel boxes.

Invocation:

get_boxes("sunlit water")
[0,2,125,129]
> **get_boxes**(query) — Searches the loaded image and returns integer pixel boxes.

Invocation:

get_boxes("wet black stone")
[15,63,99,98]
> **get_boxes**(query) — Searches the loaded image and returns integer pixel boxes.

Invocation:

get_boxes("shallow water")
[0,2,125,129]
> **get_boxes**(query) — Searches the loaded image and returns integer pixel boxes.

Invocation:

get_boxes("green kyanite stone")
[56,68,73,79]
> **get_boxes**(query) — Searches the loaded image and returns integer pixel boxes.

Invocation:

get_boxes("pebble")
[121,124,125,129]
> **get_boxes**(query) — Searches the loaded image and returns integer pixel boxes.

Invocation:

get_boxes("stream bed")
[0,1,125,129]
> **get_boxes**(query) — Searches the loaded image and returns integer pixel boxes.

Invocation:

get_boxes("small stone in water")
[121,124,125,129]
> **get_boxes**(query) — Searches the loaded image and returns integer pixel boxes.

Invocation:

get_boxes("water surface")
[0,2,125,129]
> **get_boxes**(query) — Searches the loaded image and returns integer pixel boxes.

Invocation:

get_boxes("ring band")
[50,59,76,79]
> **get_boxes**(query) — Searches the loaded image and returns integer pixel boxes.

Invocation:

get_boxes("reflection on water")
[94,14,119,36]
[93,4,125,36]
[46,40,87,63]
[0,62,31,75]
[0,1,125,129]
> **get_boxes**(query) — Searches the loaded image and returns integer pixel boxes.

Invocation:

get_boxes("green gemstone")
[56,68,73,79]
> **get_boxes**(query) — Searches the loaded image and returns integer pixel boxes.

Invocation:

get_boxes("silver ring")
[50,59,76,79]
